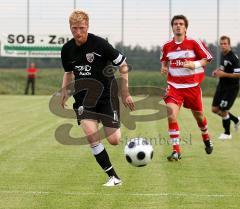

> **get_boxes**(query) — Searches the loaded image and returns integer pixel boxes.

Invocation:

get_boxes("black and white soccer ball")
[124,137,153,167]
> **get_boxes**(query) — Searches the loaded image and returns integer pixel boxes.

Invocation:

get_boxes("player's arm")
[183,58,209,70]
[61,72,74,108]
[213,69,240,78]
[100,38,135,111]
[119,61,135,111]
[213,53,240,78]
[160,61,169,74]
[184,39,213,70]
[160,44,169,74]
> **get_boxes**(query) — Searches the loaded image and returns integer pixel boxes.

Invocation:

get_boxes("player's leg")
[32,78,35,95]
[191,110,213,154]
[102,127,122,186]
[183,86,213,154]
[212,87,221,116]
[212,107,232,139]
[25,78,30,95]
[80,119,121,186]
[214,96,232,139]
[212,86,239,137]
[229,112,240,132]
[212,106,220,115]
[166,102,181,161]
[96,98,122,185]
[218,110,232,139]
[228,88,240,132]
[104,127,121,145]
[217,88,239,138]
[164,86,182,161]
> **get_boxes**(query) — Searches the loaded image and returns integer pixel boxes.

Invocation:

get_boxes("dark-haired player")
[160,15,213,161]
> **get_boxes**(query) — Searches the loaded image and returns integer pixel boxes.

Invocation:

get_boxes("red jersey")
[26,67,38,78]
[160,37,213,88]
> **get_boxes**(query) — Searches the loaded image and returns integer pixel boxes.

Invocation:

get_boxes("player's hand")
[60,89,69,109]
[212,69,217,77]
[183,60,195,70]
[122,94,135,111]
[213,69,225,78]
[161,67,168,75]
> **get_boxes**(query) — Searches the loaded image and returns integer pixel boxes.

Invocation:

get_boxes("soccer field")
[0,95,240,209]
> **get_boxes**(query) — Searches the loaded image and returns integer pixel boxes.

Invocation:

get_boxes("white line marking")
[0,190,237,198]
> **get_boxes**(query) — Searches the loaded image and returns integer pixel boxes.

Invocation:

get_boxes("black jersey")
[61,33,126,101]
[218,50,240,88]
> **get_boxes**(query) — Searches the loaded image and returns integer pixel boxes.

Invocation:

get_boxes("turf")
[0,95,240,209]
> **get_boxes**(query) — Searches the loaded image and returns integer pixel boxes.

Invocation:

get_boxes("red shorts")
[164,85,203,111]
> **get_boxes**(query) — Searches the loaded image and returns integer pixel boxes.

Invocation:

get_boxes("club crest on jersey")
[86,53,94,63]
[224,60,232,66]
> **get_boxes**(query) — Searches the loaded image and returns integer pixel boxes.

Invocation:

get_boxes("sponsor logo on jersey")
[86,53,94,63]
[74,65,92,76]
[170,59,184,67]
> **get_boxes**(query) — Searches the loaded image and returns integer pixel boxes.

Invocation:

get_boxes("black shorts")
[212,85,239,111]
[73,97,120,128]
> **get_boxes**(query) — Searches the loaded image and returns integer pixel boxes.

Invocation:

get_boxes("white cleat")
[234,117,240,132]
[218,133,232,140]
[103,176,122,187]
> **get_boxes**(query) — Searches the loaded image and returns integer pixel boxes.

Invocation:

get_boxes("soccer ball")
[124,137,153,167]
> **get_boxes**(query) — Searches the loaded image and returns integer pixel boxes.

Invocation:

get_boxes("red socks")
[169,122,180,153]
[197,117,210,141]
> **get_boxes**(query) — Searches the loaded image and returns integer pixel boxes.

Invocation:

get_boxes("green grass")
[0,69,218,96]
[0,95,240,209]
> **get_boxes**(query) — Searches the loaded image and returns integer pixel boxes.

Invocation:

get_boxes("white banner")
[0,34,72,58]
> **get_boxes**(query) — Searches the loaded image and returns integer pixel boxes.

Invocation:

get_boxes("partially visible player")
[212,36,240,140]
[24,62,38,95]
[160,15,213,161]
[61,10,134,186]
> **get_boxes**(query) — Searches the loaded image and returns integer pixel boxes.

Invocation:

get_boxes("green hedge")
[0,68,219,96]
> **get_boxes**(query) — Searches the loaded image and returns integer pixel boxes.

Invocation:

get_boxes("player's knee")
[212,107,219,114]
[107,134,121,145]
[82,127,99,142]
[168,114,177,123]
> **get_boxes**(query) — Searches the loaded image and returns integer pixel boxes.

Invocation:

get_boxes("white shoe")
[103,176,122,187]
[234,117,240,132]
[218,133,232,140]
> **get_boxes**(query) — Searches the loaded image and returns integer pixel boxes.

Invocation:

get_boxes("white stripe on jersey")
[167,50,196,60]
[168,82,199,89]
[113,54,123,65]
[195,39,213,60]
[234,68,240,73]
[169,67,204,76]
[92,52,102,57]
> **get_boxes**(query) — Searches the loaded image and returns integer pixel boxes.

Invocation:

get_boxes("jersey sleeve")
[61,45,73,72]
[101,40,126,66]
[232,53,240,74]
[160,44,169,62]
[193,39,213,62]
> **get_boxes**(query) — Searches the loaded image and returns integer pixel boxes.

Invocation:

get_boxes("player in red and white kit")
[24,62,38,95]
[160,15,213,161]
